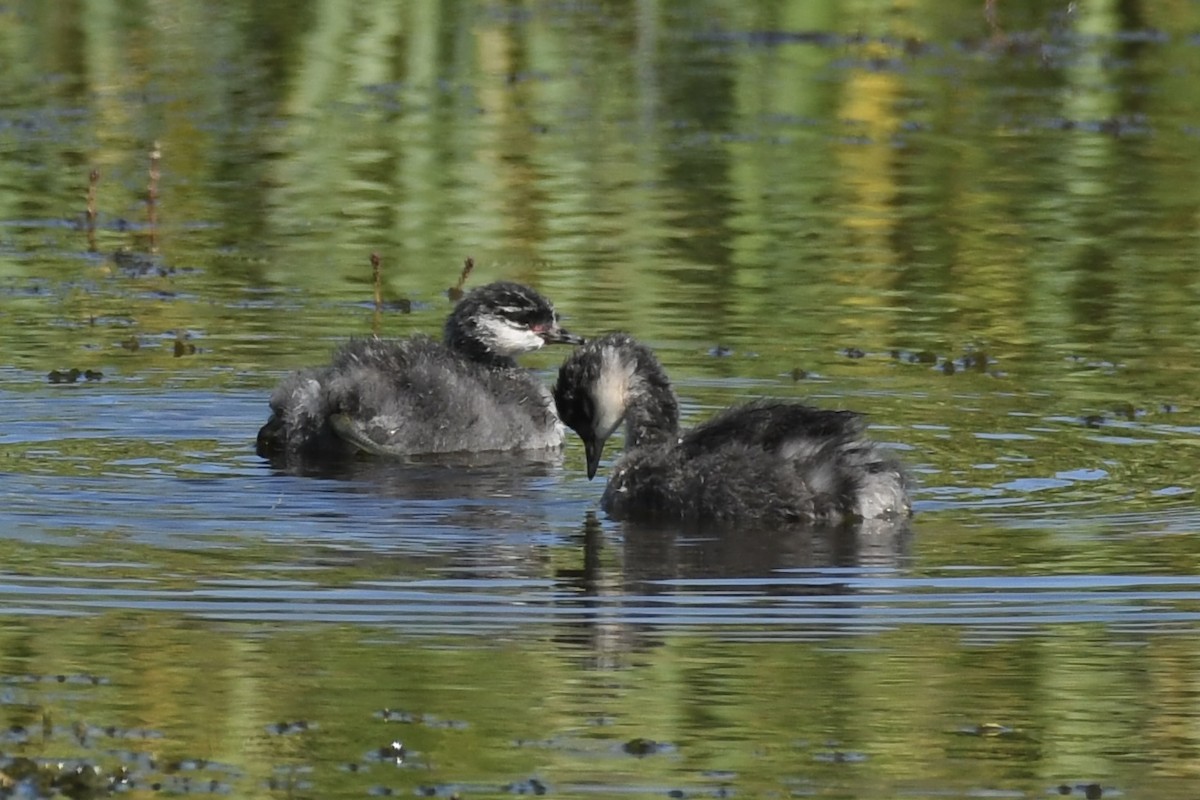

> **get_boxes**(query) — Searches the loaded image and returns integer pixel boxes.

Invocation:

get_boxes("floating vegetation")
[621,737,675,757]
[889,347,999,376]
[0,758,107,799]
[812,749,868,763]
[368,740,408,767]
[502,777,548,795]
[0,746,239,798]
[1012,114,1152,137]
[375,708,469,729]
[957,722,1020,738]
[892,349,938,365]
[1077,402,1179,426]
[173,332,197,357]
[111,248,170,278]
[47,369,102,384]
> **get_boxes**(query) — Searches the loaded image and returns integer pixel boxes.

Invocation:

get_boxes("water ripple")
[0,571,1196,639]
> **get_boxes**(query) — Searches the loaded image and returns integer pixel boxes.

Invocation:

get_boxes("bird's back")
[680,400,865,456]
[603,399,908,524]
[263,336,563,459]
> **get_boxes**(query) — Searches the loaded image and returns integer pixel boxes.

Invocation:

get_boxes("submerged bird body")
[257,282,580,461]
[553,333,910,525]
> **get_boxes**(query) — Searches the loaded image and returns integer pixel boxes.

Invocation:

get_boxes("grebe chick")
[257,281,583,461]
[552,333,911,525]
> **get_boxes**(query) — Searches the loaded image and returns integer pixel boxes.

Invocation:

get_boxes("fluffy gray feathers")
[271,336,562,458]
[257,282,575,462]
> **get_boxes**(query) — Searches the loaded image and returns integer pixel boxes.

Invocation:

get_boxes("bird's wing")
[680,400,866,457]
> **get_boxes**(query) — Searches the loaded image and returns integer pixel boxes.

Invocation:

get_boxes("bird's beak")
[541,325,586,346]
[583,433,607,480]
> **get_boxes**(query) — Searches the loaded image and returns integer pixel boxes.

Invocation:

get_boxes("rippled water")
[3,1,1200,797]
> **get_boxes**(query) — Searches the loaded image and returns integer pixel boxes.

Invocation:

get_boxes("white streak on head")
[592,345,636,441]
[476,314,546,357]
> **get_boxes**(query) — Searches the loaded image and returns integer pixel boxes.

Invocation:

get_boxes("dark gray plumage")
[257,282,582,461]
[552,333,911,525]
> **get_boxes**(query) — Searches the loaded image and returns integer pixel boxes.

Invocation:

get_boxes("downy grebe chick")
[257,282,583,461]
[552,333,911,525]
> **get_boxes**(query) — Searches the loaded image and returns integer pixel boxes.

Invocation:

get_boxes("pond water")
[3,0,1200,797]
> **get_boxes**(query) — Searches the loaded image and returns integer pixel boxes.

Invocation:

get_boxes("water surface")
[2,1,1200,797]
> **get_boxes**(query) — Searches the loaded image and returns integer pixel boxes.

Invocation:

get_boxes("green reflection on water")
[0,606,1197,798]
[1,0,1197,398]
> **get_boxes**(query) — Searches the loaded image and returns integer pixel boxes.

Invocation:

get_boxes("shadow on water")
[552,512,915,652]
[614,516,913,585]
[257,450,576,550]
[261,448,564,502]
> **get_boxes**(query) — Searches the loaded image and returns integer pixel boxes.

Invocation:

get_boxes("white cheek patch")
[478,315,545,356]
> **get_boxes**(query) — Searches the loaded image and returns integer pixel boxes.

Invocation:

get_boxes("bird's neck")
[624,371,679,449]
[445,324,517,369]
